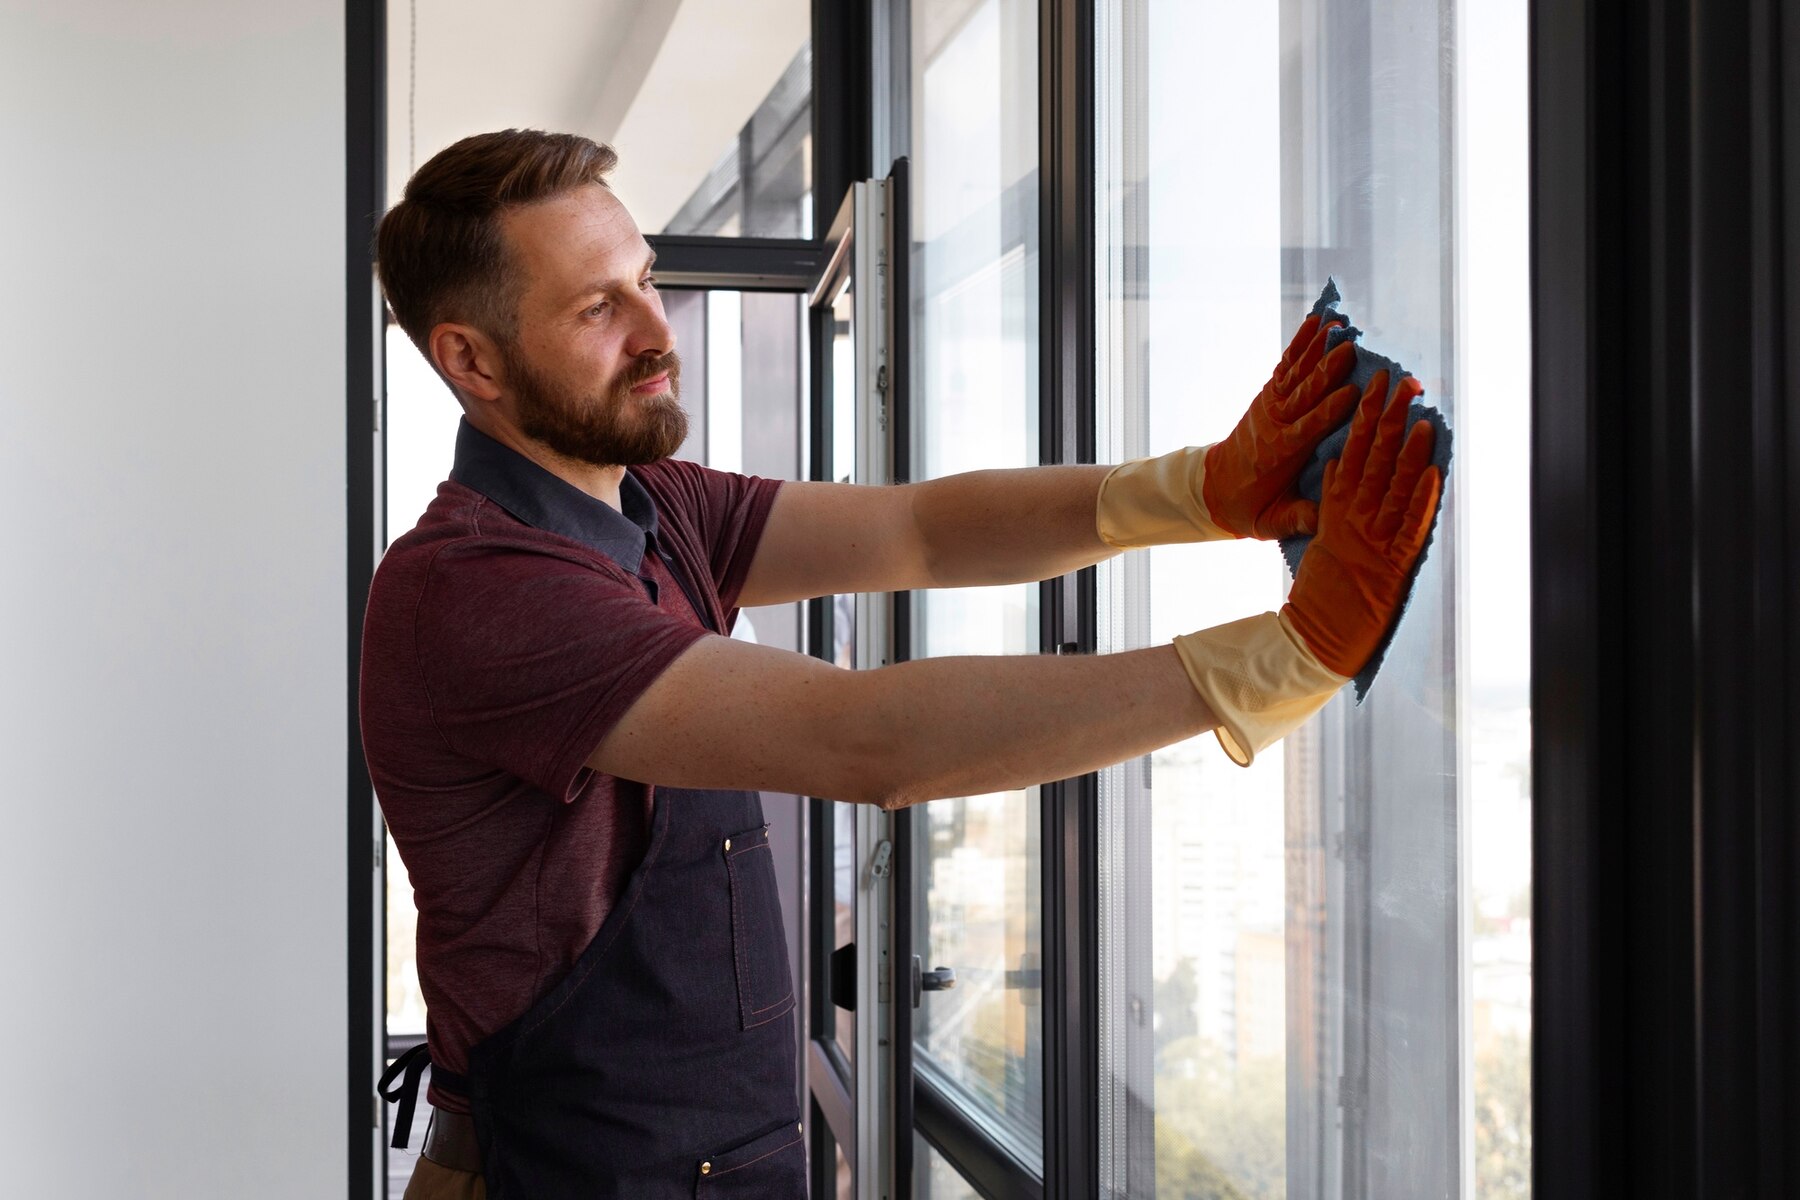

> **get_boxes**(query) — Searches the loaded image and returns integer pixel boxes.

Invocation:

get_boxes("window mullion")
[1038,0,1099,1197]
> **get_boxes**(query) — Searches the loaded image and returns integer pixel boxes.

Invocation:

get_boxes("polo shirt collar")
[449,418,659,573]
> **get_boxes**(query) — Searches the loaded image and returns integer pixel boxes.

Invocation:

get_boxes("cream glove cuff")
[1170,609,1348,767]
[1094,444,1232,548]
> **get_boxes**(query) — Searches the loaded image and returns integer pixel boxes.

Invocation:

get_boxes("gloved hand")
[1094,313,1360,548]
[1200,313,1364,539]
[1281,371,1443,677]
[1168,370,1443,766]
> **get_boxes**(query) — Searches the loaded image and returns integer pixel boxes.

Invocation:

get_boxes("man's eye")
[586,301,608,317]
[640,274,658,290]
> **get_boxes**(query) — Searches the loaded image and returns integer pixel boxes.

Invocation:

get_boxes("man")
[363,129,1440,1200]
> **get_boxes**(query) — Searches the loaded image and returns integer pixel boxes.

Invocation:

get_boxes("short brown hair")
[376,129,619,358]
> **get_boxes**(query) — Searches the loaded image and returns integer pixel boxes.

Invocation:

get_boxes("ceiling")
[384,0,808,233]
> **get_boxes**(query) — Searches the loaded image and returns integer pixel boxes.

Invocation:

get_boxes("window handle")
[831,943,856,1012]
[910,955,957,1007]
[922,965,957,991]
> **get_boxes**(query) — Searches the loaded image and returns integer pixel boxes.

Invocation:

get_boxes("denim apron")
[430,781,805,1198]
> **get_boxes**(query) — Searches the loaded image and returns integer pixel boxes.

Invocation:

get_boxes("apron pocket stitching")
[724,831,791,1030]
[745,988,793,1015]
[702,1129,803,1180]
[741,991,796,1029]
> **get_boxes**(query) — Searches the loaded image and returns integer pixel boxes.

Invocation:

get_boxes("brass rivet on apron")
[723,838,731,852]
[701,1161,712,1175]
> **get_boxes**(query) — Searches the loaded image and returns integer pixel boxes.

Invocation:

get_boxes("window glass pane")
[1461,2,1534,1193]
[821,278,860,1067]
[835,1138,854,1200]
[1094,0,1532,1197]
[383,325,456,1066]
[384,831,426,1037]
[830,287,856,492]
[388,0,810,240]
[833,798,857,1065]
[915,1134,983,1200]
[907,0,1044,1170]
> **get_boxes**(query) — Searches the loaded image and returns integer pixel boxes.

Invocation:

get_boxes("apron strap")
[429,1063,471,1096]
[376,1043,432,1150]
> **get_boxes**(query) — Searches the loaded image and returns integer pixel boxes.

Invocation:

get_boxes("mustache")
[623,351,681,390]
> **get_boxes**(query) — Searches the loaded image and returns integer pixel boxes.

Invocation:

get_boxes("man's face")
[494,184,686,467]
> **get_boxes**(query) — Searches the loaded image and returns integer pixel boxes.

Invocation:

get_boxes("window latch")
[910,956,957,1007]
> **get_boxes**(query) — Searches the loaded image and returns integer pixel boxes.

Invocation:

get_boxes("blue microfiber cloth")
[1278,279,1454,702]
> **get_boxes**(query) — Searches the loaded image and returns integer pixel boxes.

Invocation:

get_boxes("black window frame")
[1529,1,1800,1196]
[346,0,383,1192]
[346,0,1800,1194]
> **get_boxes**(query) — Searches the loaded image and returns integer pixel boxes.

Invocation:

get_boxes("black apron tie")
[376,1042,432,1149]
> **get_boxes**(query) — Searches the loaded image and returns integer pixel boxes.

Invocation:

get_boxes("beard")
[504,344,688,468]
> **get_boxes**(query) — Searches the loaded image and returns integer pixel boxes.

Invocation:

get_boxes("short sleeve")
[637,460,782,610]
[413,540,712,802]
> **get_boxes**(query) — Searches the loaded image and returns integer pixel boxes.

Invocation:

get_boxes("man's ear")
[429,322,504,403]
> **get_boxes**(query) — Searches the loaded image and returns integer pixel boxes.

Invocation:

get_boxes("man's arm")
[600,377,1442,797]
[735,464,1119,608]
[733,316,1361,609]
[587,633,1215,809]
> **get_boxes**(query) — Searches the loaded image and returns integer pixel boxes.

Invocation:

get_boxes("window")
[1095,1,1532,1196]
[658,40,814,239]
[389,0,812,240]
[904,0,1048,1175]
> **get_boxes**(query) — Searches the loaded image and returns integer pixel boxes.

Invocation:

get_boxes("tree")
[1155,1035,1285,1199]
[1156,1117,1251,1200]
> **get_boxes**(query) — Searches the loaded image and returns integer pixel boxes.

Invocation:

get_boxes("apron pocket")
[723,824,797,1030]
[695,1120,806,1197]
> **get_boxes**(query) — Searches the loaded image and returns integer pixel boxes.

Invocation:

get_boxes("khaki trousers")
[402,1155,486,1200]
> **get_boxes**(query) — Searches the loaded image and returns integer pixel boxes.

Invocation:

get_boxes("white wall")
[0,2,348,1195]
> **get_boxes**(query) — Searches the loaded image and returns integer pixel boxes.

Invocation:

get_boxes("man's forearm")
[910,464,1120,588]
[849,642,1218,808]
[588,621,1225,808]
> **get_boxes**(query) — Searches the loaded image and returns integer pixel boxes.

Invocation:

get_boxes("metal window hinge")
[868,838,893,880]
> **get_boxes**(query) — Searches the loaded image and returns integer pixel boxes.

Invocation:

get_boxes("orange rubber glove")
[1094,314,1360,548]
[1199,314,1363,539]
[1282,371,1444,678]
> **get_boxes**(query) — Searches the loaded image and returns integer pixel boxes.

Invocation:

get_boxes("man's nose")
[625,293,675,359]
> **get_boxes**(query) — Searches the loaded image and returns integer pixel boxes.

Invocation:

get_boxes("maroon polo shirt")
[360,419,784,1112]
